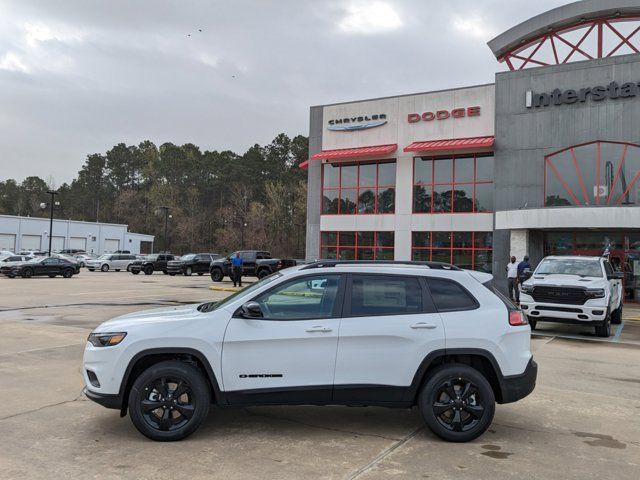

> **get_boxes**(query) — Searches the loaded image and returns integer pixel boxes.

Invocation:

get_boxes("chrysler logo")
[327,114,387,131]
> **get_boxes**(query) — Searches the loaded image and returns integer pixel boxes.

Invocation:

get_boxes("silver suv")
[86,254,137,272]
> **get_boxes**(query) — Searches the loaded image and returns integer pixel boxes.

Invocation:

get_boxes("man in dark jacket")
[517,255,532,284]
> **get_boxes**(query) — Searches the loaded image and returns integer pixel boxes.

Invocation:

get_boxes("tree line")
[0,134,309,258]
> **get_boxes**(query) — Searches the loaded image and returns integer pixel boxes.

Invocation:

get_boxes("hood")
[94,303,202,332]
[524,274,606,288]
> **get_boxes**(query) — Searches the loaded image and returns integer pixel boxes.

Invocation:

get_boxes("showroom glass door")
[544,231,640,301]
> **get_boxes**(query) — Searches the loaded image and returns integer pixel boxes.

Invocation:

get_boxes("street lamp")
[157,206,171,252]
[40,190,59,256]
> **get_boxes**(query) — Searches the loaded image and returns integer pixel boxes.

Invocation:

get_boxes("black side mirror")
[608,272,624,280]
[241,301,263,318]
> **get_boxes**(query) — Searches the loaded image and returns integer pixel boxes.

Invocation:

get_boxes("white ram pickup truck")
[519,256,623,337]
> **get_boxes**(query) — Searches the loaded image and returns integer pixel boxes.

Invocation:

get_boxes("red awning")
[310,144,397,161]
[404,136,494,153]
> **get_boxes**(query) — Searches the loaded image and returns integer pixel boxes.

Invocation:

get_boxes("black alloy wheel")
[210,268,223,282]
[128,360,210,441]
[185,267,193,276]
[595,314,611,337]
[419,364,494,442]
[22,268,33,278]
[62,269,73,278]
[144,265,153,275]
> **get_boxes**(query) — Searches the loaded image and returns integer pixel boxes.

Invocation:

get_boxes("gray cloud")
[0,0,568,183]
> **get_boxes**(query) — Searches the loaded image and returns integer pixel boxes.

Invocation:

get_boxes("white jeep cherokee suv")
[83,261,537,442]
[519,256,623,337]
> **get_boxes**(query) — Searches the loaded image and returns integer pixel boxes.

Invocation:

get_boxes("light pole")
[158,206,170,252]
[40,190,59,256]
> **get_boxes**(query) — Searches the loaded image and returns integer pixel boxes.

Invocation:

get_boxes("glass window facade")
[545,141,640,207]
[412,231,493,272]
[320,231,394,260]
[413,154,494,213]
[322,160,396,215]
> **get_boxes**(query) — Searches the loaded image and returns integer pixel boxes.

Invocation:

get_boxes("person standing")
[231,252,243,287]
[506,256,519,304]
[517,255,531,284]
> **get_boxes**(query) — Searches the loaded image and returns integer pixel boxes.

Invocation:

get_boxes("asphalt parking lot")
[1,272,639,480]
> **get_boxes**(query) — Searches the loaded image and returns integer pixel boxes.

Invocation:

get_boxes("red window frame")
[412,153,494,214]
[411,231,493,271]
[544,140,640,207]
[321,159,396,215]
[320,231,394,260]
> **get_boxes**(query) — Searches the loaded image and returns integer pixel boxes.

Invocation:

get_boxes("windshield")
[535,258,603,278]
[198,272,283,312]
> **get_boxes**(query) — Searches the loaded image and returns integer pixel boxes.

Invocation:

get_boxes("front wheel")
[128,360,211,441]
[144,266,153,275]
[101,264,109,272]
[185,267,193,276]
[595,315,611,337]
[210,268,223,282]
[62,269,73,278]
[611,304,623,325]
[132,270,140,275]
[419,363,495,442]
[257,268,269,279]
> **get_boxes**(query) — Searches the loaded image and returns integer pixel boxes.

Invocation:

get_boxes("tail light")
[509,310,529,326]
[277,261,282,268]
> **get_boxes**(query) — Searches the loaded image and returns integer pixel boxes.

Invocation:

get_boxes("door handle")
[410,322,437,329]
[305,326,332,333]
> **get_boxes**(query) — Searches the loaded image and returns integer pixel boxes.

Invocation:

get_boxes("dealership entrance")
[544,230,640,301]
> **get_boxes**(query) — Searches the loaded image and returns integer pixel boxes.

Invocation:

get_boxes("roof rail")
[300,260,462,271]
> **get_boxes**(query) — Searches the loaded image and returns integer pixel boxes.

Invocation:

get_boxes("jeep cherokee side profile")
[83,261,536,442]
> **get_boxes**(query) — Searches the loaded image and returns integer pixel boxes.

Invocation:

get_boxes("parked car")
[209,250,296,282]
[167,253,220,276]
[74,253,97,268]
[3,256,80,278]
[114,250,131,254]
[0,255,34,275]
[83,260,536,442]
[129,253,175,275]
[86,254,137,272]
[19,250,47,257]
[59,249,86,255]
[519,255,623,337]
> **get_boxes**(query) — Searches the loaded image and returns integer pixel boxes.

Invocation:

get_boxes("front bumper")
[129,264,143,272]
[166,265,184,274]
[499,358,537,404]
[83,387,122,410]
[520,296,608,323]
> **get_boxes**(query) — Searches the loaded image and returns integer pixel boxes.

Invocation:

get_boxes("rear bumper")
[499,357,537,404]
[83,387,122,410]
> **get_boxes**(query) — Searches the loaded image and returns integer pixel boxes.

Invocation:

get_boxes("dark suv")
[130,254,175,275]
[209,250,296,282]
[167,253,220,276]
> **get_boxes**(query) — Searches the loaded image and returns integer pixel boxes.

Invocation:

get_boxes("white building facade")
[0,214,154,255]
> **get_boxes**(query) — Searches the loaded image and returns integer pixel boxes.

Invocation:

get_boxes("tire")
[595,314,611,337]
[185,267,193,276]
[163,270,168,275]
[210,268,223,282]
[22,268,33,279]
[144,265,154,275]
[101,264,109,272]
[7,274,15,278]
[529,319,537,330]
[132,270,140,275]
[62,269,73,278]
[48,274,56,278]
[169,273,176,276]
[88,269,95,272]
[115,269,121,272]
[611,304,623,325]
[128,360,210,442]
[79,262,85,268]
[126,264,132,272]
[257,268,270,279]
[419,363,495,442]
[197,273,203,276]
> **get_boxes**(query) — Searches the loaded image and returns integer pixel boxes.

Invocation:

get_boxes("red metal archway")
[499,16,640,70]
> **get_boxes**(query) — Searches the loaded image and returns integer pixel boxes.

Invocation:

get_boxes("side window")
[243,252,257,262]
[426,278,478,312]
[349,275,423,316]
[253,275,341,320]
[158,255,165,261]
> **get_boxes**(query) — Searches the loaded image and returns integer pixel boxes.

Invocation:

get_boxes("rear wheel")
[101,264,109,272]
[419,364,495,442]
[128,360,210,441]
[22,268,33,278]
[62,269,73,278]
[595,314,611,337]
[611,304,622,325]
[144,265,153,275]
[185,267,193,276]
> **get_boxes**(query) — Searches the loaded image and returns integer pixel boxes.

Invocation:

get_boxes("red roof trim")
[298,160,309,170]
[404,136,494,153]
[310,144,397,161]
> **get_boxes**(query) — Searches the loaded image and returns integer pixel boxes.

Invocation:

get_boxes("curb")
[209,286,241,292]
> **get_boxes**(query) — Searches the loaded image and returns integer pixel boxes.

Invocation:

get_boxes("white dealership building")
[0,214,154,255]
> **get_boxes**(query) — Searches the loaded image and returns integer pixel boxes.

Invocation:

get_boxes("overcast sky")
[0,0,568,184]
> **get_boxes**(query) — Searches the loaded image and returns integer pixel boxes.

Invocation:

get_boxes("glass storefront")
[412,231,493,272]
[544,230,640,300]
[320,231,394,260]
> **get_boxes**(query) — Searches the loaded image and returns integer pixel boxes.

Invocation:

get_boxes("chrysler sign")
[526,81,640,108]
[327,114,387,131]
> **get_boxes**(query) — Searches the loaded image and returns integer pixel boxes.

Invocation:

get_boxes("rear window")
[426,278,478,312]
[349,275,423,316]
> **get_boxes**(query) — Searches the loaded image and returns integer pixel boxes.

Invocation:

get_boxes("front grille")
[530,286,588,305]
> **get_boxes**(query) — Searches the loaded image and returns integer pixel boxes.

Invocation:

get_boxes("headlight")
[88,332,127,347]
[520,284,534,294]
[586,288,606,299]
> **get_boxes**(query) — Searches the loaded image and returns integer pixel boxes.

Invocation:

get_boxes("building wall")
[493,53,640,287]
[0,215,154,254]
[306,84,496,261]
